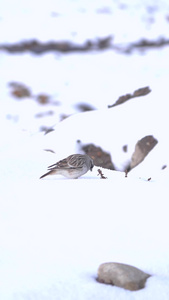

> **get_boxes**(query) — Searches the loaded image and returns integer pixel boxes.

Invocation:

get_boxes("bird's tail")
[39,170,55,179]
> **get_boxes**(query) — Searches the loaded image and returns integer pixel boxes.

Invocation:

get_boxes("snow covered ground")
[0,0,169,299]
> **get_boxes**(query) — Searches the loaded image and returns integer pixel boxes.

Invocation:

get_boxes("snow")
[1,178,169,299]
[1,0,169,299]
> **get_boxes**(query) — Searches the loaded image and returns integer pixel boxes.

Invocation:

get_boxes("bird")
[40,154,94,179]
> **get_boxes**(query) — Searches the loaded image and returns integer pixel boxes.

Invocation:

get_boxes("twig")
[97,169,107,179]
[125,169,128,178]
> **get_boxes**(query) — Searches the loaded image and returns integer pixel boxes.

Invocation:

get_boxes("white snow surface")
[0,0,169,299]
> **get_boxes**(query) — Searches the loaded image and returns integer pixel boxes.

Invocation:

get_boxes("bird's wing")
[67,154,84,169]
[48,157,70,170]
[48,155,84,170]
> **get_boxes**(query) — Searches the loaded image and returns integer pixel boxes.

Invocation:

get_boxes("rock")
[97,262,151,291]
[108,86,151,108]
[130,135,158,169]
[9,82,31,99]
[122,144,128,153]
[81,143,115,170]
[75,103,95,112]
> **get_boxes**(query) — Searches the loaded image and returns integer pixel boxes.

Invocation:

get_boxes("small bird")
[40,154,94,179]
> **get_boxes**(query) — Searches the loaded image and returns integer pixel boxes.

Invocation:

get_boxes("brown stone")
[130,135,158,169]
[82,143,115,170]
[97,262,151,291]
[9,82,31,99]
[108,86,151,108]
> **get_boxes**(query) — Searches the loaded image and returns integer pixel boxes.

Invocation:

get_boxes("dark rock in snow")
[81,143,115,170]
[108,86,151,108]
[130,135,158,169]
[97,262,151,291]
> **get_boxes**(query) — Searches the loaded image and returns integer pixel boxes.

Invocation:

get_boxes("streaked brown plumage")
[40,154,94,179]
